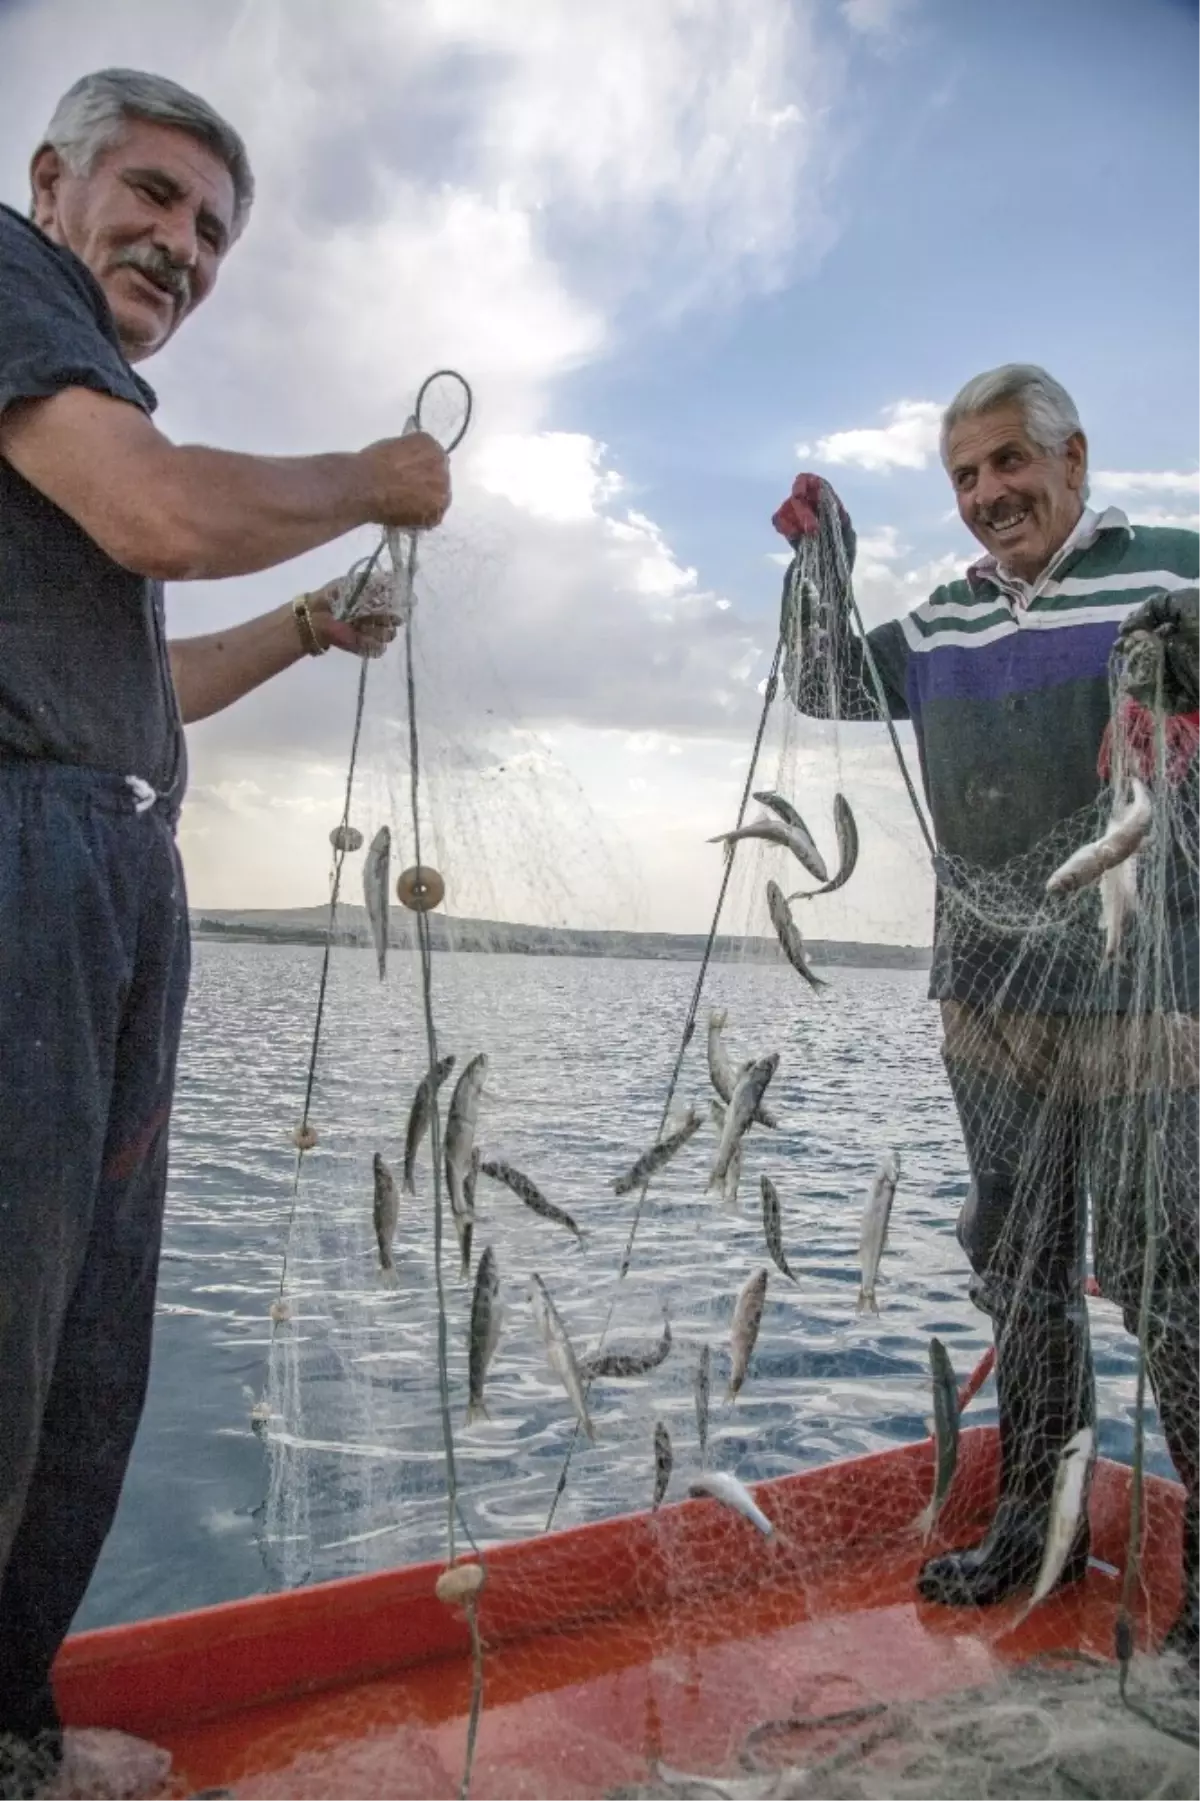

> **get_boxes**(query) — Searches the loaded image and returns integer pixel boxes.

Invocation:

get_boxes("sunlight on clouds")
[475,433,623,522]
[1093,469,1199,495]
[0,0,922,933]
[811,399,944,473]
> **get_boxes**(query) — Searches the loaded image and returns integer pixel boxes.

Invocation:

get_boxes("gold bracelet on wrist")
[292,593,326,657]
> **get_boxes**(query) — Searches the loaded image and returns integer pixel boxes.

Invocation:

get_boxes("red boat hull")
[53,1429,1184,1798]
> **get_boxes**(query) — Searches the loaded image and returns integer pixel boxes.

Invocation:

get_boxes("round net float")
[269,1298,291,1324]
[329,824,364,853]
[249,1400,270,1432]
[397,865,445,912]
[292,1123,319,1152]
[435,1562,485,1606]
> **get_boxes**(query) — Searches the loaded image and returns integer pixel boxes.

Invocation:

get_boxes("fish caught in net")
[236,406,1196,1800]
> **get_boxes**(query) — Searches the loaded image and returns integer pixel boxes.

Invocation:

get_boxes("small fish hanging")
[363,826,391,978]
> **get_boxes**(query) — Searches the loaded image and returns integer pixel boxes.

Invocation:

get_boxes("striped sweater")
[791,507,1199,1007]
[863,507,1197,867]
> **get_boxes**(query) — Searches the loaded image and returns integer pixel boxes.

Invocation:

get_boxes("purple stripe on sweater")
[905,618,1120,718]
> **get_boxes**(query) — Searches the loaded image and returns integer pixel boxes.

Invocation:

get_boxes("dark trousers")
[0,765,190,1740]
[941,1001,1198,1509]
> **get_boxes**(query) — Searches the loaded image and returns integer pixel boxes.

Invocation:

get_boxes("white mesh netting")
[242,419,1196,1800]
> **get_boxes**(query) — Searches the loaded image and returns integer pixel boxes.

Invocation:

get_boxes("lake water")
[75,939,1167,1632]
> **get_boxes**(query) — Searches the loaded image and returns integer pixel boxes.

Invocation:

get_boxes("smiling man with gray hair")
[776,364,1198,1664]
[0,67,451,1793]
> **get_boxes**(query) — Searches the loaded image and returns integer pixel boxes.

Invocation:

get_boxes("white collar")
[968,505,1132,606]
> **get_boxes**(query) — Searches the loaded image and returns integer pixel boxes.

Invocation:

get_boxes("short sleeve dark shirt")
[0,203,184,796]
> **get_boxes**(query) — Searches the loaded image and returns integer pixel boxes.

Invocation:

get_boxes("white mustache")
[113,250,190,306]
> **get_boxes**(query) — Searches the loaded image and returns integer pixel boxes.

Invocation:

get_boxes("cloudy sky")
[1,0,1196,941]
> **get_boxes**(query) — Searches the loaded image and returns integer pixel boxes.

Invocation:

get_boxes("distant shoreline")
[190,907,932,971]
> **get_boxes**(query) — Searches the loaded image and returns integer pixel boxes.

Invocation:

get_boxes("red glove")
[772,474,854,552]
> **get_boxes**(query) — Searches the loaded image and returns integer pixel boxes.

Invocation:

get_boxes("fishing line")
[1116,646,1169,1700]
[544,636,786,1530]
[272,539,386,1315]
[395,369,485,1799]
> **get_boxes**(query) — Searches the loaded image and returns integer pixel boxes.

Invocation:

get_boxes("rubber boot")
[917,1300,1092,1607]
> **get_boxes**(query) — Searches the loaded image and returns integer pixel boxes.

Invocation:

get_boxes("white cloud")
[1092,469,1199,495]
[474,432,623,522]
[0,0,862,930]
[840,0,914,44]
[853,542,970,630]
[855,525,907,563]
[809,399,944,472]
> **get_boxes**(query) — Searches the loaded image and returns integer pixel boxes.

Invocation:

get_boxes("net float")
[329,824,364,853]
[397,865,445,912]
[435,1562,485,1606]
[292,1123,319,1152]
[269,1299,291,1324]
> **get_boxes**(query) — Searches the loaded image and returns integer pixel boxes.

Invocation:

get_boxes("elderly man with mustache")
[0,68,450,1795]
[776,365,1198,1665]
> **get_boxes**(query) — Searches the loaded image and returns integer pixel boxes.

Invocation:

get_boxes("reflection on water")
[77,941,1164,1630]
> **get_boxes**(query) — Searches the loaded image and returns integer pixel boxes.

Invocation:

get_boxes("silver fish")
[760,1175,796,1284]
[687,1471,774,1539]
[1026,1427,1096,1611]
[479,1157,585,1244]
[790,793,859,901]
[648,1761,782,1801]
[579,1311,671,1381]
[402,1053,455,1194]
[530,1273,595,1442]
[445,1053,487,1256]
[709,815,828,884]
[463,1145,481,1217]
[708,1100,742,1210]
[614,1106,702,1196]
[708,1056,778,1192]
[707,1011,776,1128]
[728,1268,769,1401]
[466,1245,502,1424]
[372,1151,399,1285]
[765,881,827,991]
[1046,777,1152,895]
[363,825,391,979]
[1100,854,1138,962]
[653,1421,672,1511]
[857,1151,900,1313]
[751,791,829,883]
[695,1343,711,1466]
[914,1337,959,1541]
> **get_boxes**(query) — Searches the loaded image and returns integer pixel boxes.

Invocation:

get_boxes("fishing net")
[224,398,1198,1801]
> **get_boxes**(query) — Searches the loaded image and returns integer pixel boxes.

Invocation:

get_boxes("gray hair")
[38,68,253,235]
[941,364,1088,498]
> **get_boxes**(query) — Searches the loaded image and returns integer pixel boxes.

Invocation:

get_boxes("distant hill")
[190,904,931,970]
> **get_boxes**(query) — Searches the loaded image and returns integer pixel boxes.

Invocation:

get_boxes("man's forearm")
[169,600,309,723]
[156,444,370,580]
[0,388,449,583]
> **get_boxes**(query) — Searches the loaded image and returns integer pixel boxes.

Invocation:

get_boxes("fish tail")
[402,1176,416,1197]
[912,1498,936,1543]
[466,1398,491,1425]
[855,1288,878,1315]
[380,1265,399,1290]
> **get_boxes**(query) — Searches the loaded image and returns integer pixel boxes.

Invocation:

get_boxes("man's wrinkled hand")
[1117,585,1199,714]
[357,431,450,531]
[305,574,400,660]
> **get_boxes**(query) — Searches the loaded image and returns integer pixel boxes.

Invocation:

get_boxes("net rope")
[156,457,1200,1793]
